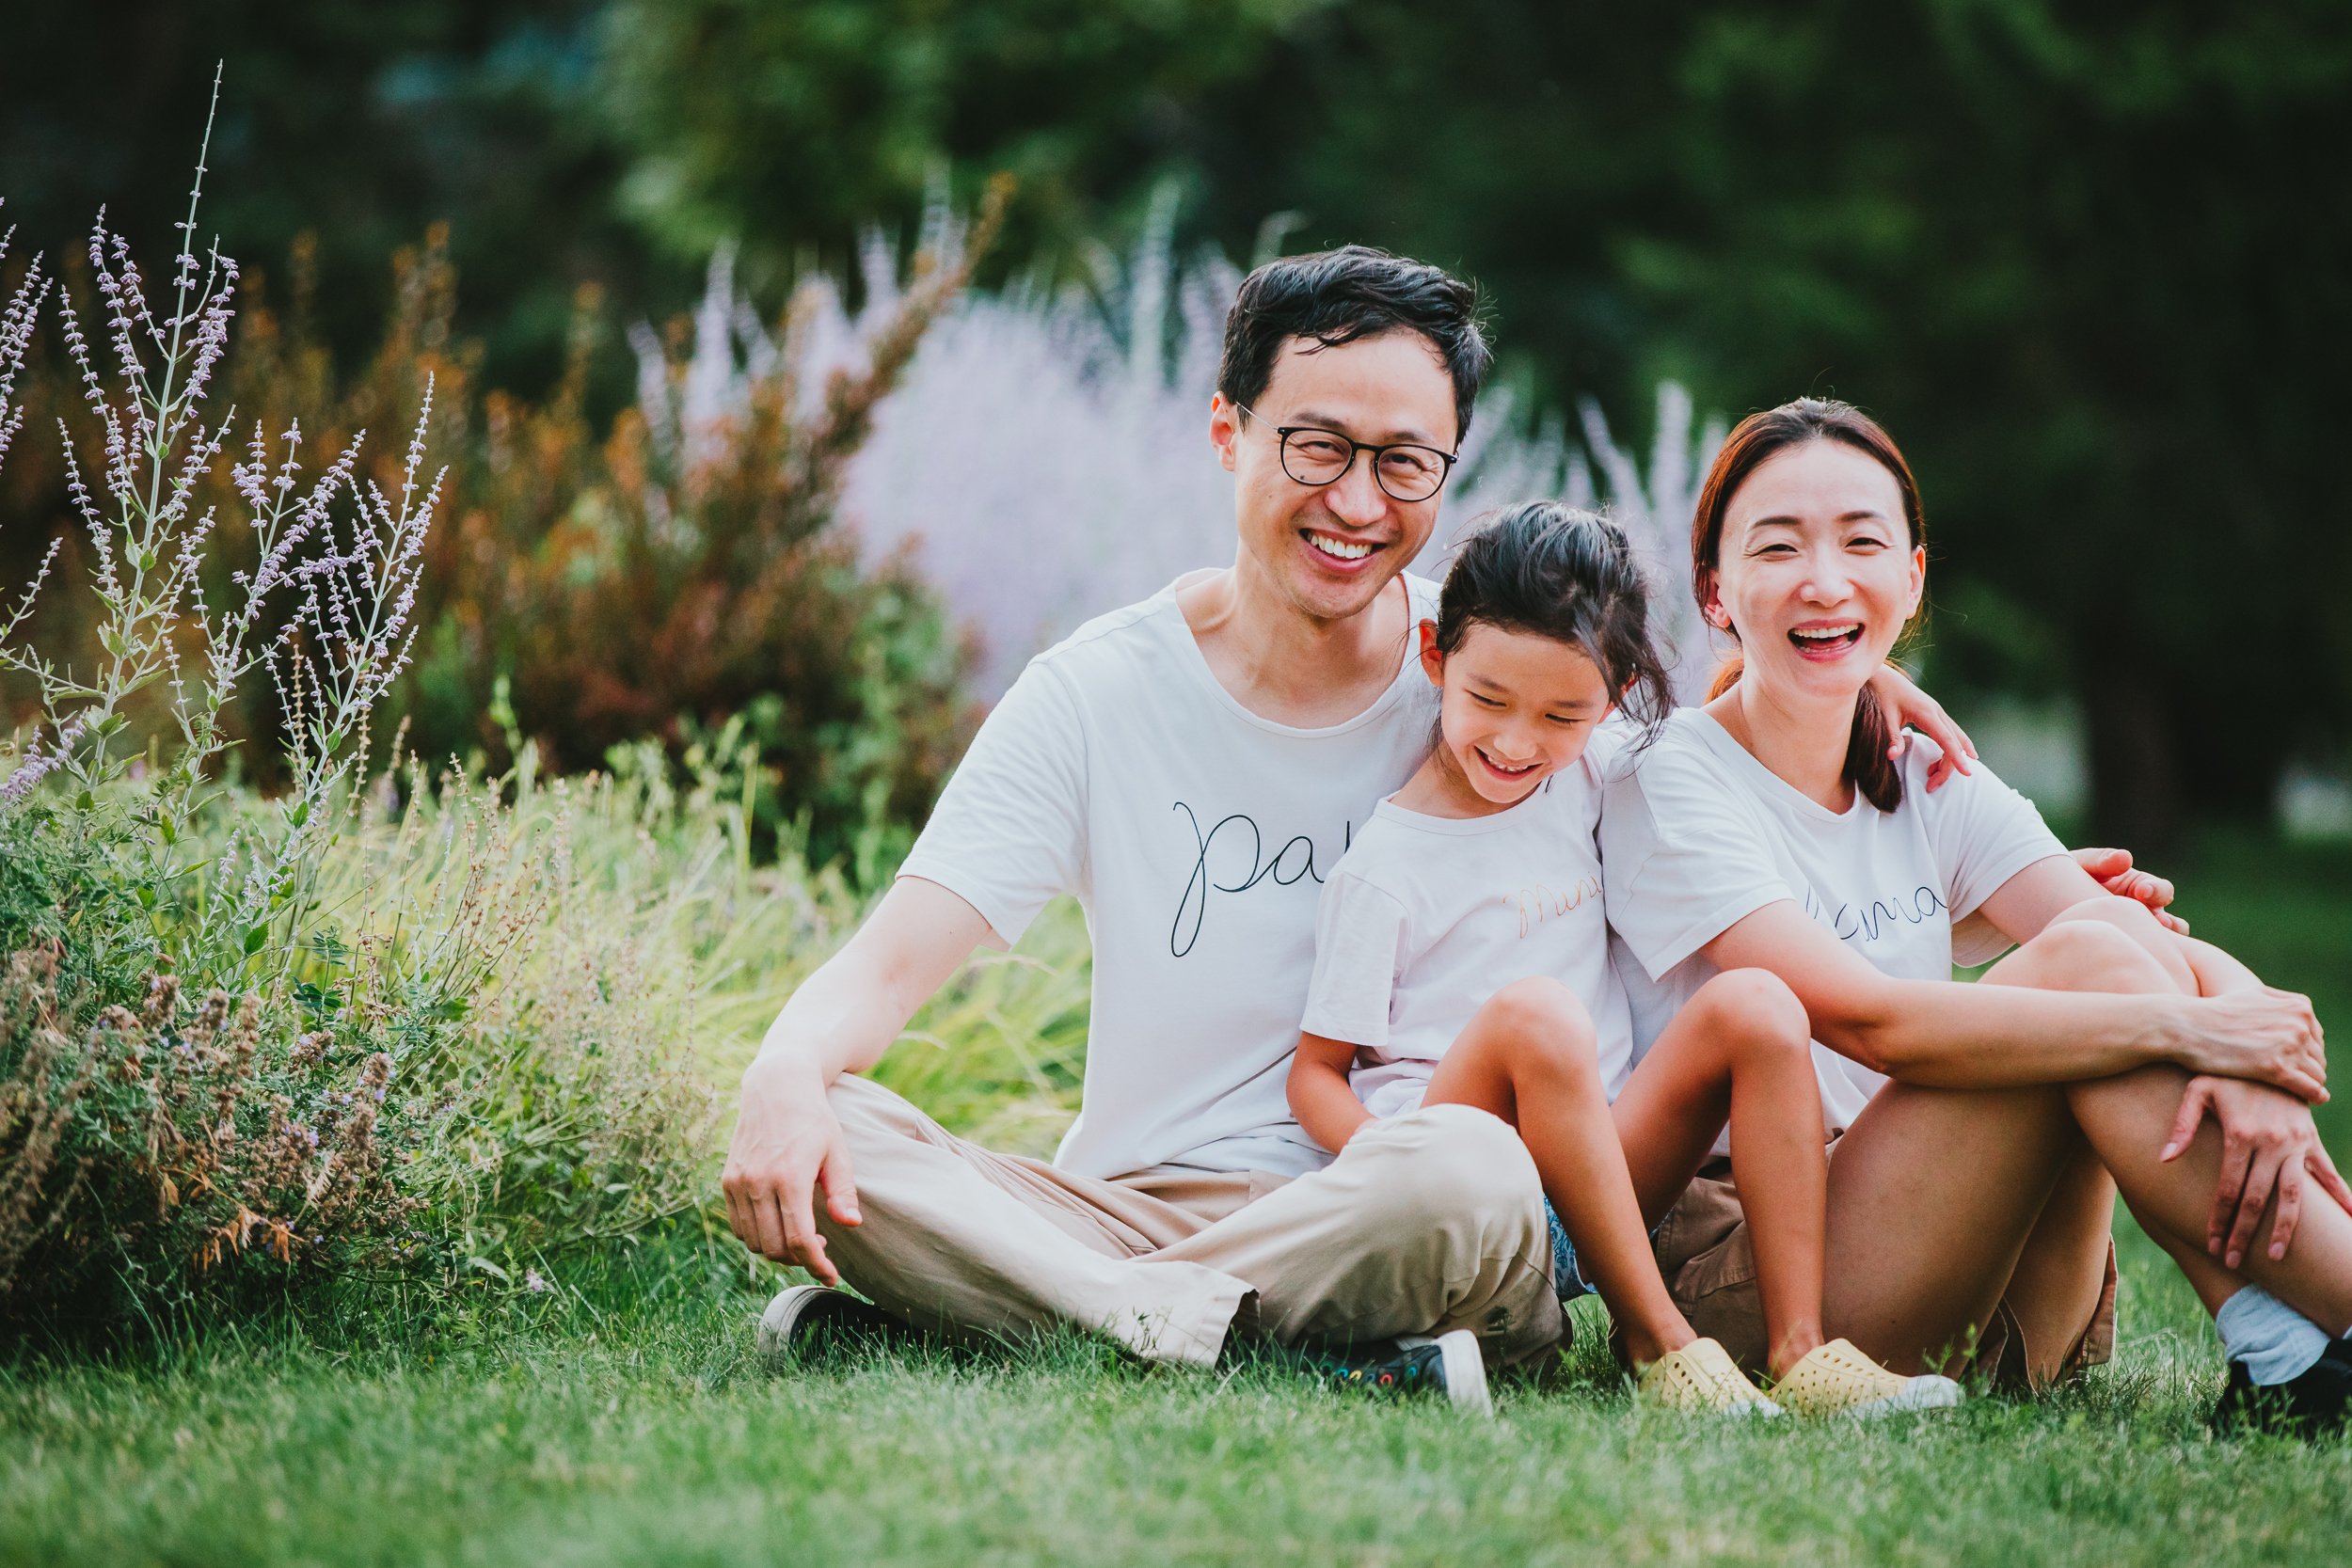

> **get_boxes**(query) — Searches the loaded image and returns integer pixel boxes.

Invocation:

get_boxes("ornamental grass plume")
[839,198,1728,701]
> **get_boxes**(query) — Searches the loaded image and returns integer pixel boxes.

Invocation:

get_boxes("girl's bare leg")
[1422,978,1695,1365]
[1609,969,1827,1377]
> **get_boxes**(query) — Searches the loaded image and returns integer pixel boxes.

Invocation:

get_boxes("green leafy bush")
[0,121,720,1338]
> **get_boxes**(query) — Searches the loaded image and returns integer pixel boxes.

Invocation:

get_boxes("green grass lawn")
[4,827,2349,1568]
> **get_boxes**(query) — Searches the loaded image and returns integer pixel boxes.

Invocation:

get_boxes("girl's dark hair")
[1689,397,1925,812]
[1436,502,1674,728]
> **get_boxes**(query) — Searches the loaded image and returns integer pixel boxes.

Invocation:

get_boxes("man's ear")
[1416,619,1444,686]
[1209,394,1242,474]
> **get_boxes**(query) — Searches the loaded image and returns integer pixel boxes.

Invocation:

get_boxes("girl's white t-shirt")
[1599,708,2067,1134]
[897,574,1441,1181]
[1298,729,1637,1120]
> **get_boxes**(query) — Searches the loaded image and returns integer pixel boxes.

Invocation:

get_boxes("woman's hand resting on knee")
[2163,1075,2352,1270]
[2173,986,2328,1103]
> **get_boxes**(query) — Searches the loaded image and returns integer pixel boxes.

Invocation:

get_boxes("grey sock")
[2216,1286,2330,1386]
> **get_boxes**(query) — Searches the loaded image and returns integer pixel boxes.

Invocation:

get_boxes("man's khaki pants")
[815,1074,1565,1370]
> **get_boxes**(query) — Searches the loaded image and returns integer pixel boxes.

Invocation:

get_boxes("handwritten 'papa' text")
[1168,802,1347,958]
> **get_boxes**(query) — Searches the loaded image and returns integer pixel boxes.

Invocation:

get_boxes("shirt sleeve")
[1581,716,1636,776]
[1913,736,2069,925]
[895,658,1089,945]
[1299,872,1411,1050]
[1600,737,1796,981]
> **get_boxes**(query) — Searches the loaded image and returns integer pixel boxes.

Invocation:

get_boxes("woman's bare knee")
[2001,914,2177,996]
[2043,896,2198,990]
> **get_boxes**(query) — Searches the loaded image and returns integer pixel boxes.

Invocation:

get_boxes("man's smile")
[1303,528,1380,564]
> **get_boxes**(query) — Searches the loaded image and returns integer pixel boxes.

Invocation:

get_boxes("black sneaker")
[2210,1338,2352,1437]
[1290,1328,1493,1417]
[756,1285,912,1369]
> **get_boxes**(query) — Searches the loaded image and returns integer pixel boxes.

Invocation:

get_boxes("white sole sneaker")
[756,1284,902,1369]
[1397,1328,1493,1417]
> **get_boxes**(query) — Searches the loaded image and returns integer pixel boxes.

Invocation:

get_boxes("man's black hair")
[1216,245,1491,446]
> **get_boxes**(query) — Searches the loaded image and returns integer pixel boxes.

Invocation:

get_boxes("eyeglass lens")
[1280,429,1450,502]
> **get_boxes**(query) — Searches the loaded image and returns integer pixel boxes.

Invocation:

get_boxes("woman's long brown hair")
[1691,398,1925,812]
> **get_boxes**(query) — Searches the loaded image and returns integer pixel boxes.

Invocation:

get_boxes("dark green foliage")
[8,3,2348,839]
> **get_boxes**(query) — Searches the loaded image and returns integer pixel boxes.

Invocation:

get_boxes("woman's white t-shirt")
[1599,708,2067,1134]
[897,574,1441,1181]
[1299,729,1636,1121]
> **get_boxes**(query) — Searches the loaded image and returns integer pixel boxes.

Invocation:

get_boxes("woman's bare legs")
[1609,969,1829,1377]
[1827,898,2352,1380]
[2070,1065,2352,1334]
[1819,1079,2098,1381]
[1422,978,1695,1366]
[2030,899,2352,1333]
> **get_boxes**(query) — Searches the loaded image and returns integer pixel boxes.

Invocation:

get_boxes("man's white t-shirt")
[897,574,1440,1180]
[1599,708,2067,1135]
[1298,733,1636,1121]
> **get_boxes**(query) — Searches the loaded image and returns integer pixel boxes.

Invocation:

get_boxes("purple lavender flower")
[1,711,89,806]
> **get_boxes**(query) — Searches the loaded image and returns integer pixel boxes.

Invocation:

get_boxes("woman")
[1599,398,2352,1429]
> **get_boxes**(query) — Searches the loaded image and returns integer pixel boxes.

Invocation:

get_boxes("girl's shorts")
[1543,1197,1664,1303]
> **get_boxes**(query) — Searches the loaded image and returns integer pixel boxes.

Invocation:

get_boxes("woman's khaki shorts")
[1648,1152,2118,1390]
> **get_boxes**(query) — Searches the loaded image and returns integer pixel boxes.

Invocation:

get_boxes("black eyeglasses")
[1232,402,1457,503]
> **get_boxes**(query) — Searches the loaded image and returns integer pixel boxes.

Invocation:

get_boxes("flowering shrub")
[402,182,1011,875]
[0,109,716,1336]
[5,182,1009,881]
[832,210,1729,699]
[0,941,421,1319]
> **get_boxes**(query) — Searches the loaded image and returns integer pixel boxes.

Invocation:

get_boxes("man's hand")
[2071,846,2188,934]
[2163,1074,2352,1269]
[1867,664,1976,791]
[715,876,998,1279]
[723,1053,863,1283]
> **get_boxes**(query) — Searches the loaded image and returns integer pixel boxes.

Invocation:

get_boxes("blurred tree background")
[5,0,2349,852]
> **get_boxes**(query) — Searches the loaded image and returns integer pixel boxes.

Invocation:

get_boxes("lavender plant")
[2,80,442,987]
[0,87,710,1335]
[747,209,1729,698]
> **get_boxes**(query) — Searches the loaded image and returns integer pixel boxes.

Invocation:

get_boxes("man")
[721,245,2167,1402]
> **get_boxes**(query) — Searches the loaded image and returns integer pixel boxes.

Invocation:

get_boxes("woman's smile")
[1788,619,1867,660]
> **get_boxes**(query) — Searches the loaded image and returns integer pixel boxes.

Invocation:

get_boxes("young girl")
[1287,501,1963,1417]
